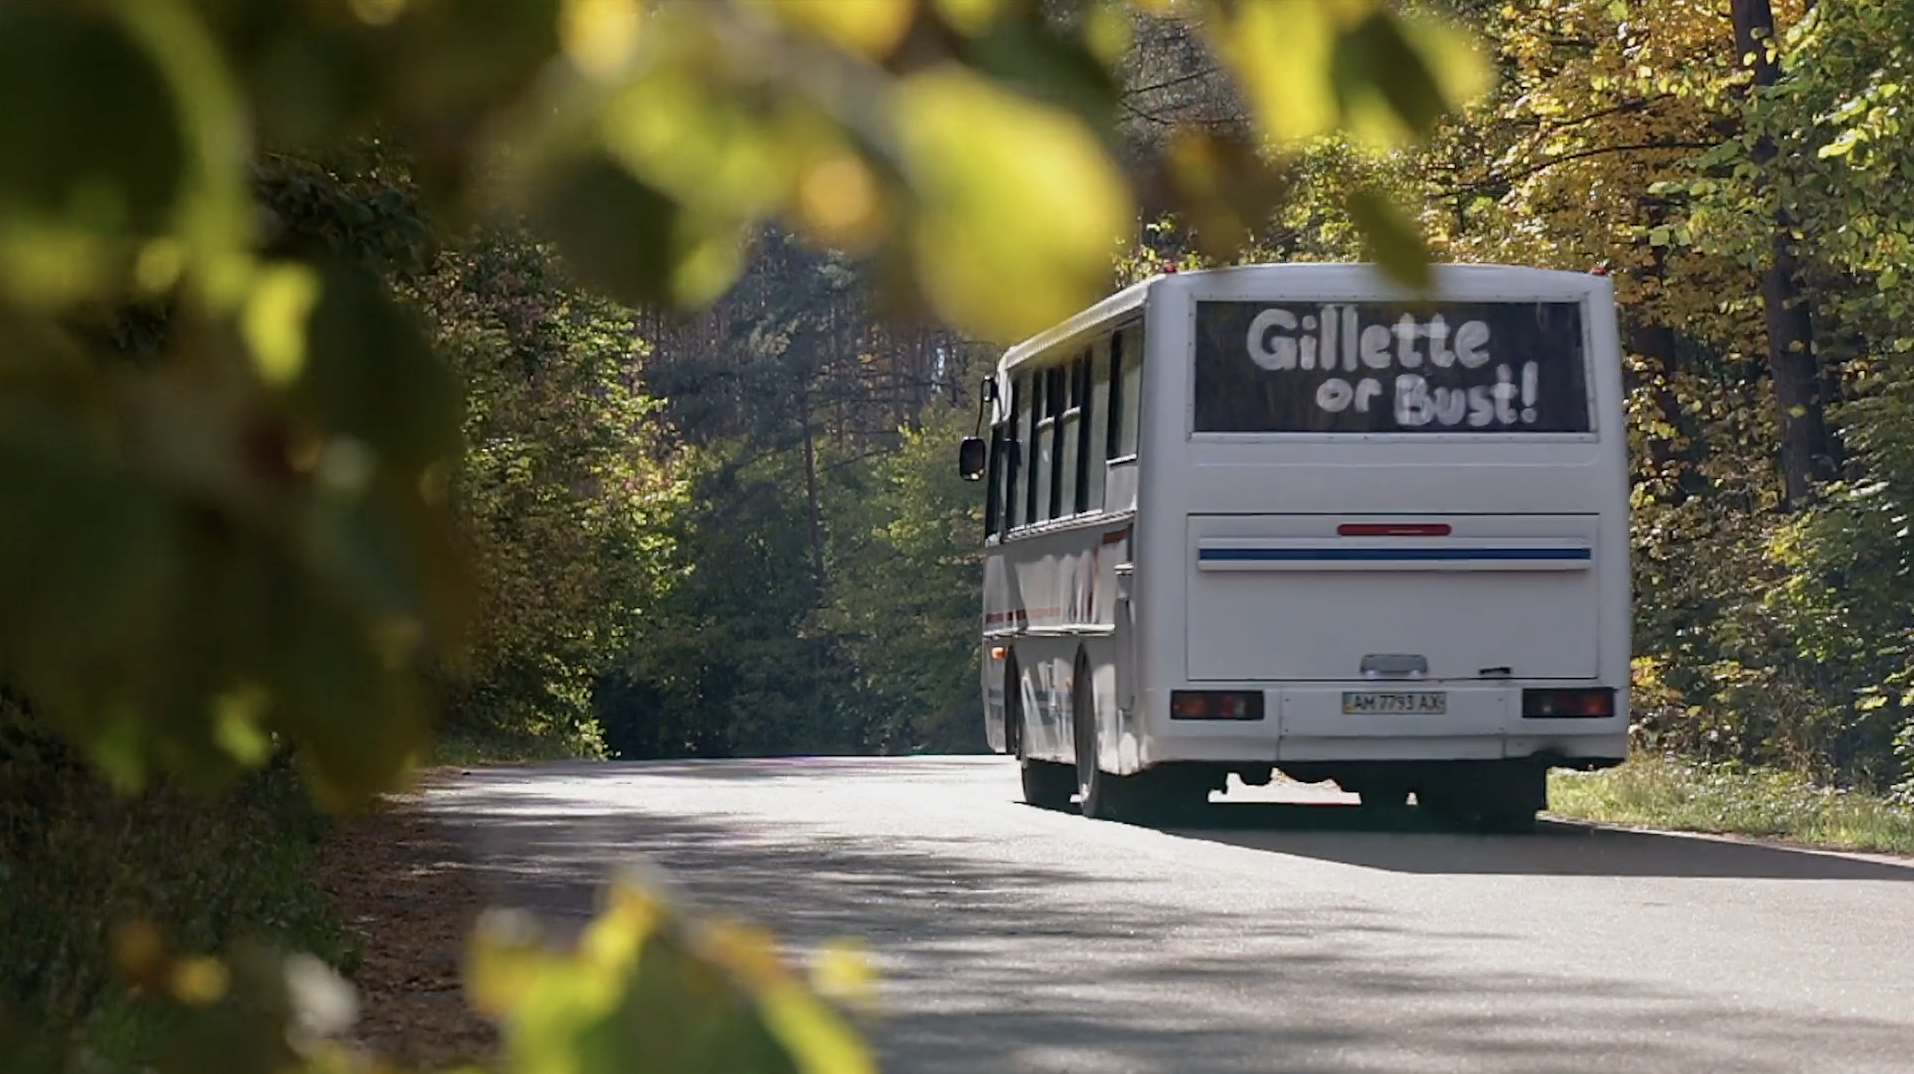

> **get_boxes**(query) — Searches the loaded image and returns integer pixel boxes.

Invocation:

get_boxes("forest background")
[4,0,1914,1070]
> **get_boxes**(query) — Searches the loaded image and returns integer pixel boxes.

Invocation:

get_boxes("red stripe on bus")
[1337,523,1453,537]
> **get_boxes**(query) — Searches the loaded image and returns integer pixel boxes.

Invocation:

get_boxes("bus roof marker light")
[1338,522,1452,537]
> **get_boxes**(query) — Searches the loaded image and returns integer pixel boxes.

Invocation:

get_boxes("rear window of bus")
[1192,299,1592,434]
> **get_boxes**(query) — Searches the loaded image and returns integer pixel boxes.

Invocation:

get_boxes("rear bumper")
[1139,683,1628,767]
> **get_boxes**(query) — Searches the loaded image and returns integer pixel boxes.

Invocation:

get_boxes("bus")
[957,262,1629,832]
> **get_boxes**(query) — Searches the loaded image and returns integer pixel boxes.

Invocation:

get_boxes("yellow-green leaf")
[559,0,646,81]
[892,65,1132,343]
[1346,186,1430,290]
[749,0,916,59]
[242,262,323,387]
[932,0,1004,35]
[1208,0,1343,145]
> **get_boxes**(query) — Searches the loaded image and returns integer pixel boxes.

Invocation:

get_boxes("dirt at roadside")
[316,773,499,1070]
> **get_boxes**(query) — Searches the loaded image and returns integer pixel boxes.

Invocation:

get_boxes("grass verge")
[316,792,497,1068]
[426,725,606,767]
[1548,753,1914,856]
[0,745,351,1071]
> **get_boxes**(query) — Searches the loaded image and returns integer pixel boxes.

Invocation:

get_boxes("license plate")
[1341,690,1447,715]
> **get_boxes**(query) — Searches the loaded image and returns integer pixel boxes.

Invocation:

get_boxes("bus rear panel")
[976,263,1629,829]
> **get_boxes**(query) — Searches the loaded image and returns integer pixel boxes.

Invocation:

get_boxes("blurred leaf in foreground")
[0,0,1491,820]
[468,875,876,1074]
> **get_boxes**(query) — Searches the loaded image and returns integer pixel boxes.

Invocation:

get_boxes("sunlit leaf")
[528,150,698,306]
[168,957,231,1007]
[295,260,463,474]
[808,940,876,1008]
[0,8,184,237]
[598,67,794,221]
[932,0,1005,36]
[242,263,323,387]
[756,981,877,1074]
[1346,186,1430,289]
[466,910,554,1018]
[349,0,411,28]
[211,683,273,766]
[1333,11,1449,140]
[115,0,256,308]
[965,6,1123,131]
[1155,129,1293,260]
[1084,4,1133,69]
[892,65,1131,342]
[559,0,646,81]
[1208,0,1343,144]
[113,919,168,986]
[791,151,887,252]
[748,0,917,60]
[1404,13,1495,110]
[274,580,431,805]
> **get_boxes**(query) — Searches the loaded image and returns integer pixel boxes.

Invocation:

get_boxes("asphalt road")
[425,756,1914,1074]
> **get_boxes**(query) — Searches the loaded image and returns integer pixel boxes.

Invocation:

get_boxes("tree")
[0,2,1495,1071]
[1730,0,1837,506]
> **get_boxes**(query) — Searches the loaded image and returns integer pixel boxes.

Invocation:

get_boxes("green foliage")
[420,230,686,750]
[822,404,993,754]
[0,703,347,1066]
[1233,0,1914,797]
[467,883,875,1074]
[0,0,1478,807]
[601,439,863,759]
[1550,752,1914,855]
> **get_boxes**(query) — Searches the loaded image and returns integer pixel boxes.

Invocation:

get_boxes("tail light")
[1522,688,1615,719]
[1170,690,1266,721]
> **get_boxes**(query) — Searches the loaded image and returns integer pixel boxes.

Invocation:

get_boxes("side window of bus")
[1117,324,1144,458]
[1008,374,1031,531]
[1085,337,1111,511]
[1056,356,1086,519]
[1032,367,1056,523]
[1033,371,1048,524]
[983,422,1004,538]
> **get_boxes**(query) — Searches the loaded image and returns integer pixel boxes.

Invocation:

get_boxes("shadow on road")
[1129,800,1914,881]
[449,756,982,782]
[421,761,1914,1074]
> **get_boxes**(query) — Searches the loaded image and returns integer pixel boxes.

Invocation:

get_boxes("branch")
[1122,65,1224,100]
[1434,141,1716,201]
[1546,95,1673,132]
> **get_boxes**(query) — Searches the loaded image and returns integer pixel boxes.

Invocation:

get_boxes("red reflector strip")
[1337,523,1453,537]
[1521,688,1616,719]
[1169,690,1266,721]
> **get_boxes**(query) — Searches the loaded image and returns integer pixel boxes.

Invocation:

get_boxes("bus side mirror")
[958,437,987,481]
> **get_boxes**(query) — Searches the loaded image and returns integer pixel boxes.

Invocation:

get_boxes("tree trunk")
[1731,0,1836,507]
[1628,199,1711,506]
[799,380,826,590]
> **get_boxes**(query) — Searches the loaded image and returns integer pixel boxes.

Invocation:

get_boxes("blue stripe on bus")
[1198,546,1591,563]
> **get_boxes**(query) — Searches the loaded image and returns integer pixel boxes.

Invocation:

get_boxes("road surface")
[425,757,1914,1074]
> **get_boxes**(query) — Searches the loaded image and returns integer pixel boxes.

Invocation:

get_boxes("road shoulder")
[316,771,498,1069]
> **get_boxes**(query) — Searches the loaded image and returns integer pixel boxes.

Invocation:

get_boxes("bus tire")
[1477,763,1546,833]
[1072,654,1124,820]
[1477,807,1538,835]
[1356,784,1413,813]
[1007,656,1072,809]
[1420,763,1544,834]
[1003,654,1023,759]
[1021,759,1076,810]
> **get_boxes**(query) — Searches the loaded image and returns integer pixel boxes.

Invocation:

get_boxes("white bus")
[957,262,1629,832]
